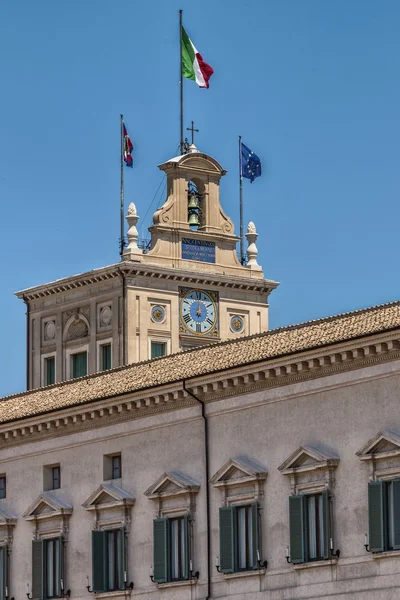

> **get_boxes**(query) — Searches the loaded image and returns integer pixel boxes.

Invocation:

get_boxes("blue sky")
[0,0,399,396]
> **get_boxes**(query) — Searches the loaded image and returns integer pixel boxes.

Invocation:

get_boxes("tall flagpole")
[120,114,125,257]
[179,9,184,154]
[239,135,244,265]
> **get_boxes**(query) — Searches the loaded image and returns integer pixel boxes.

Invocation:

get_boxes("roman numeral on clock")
[206,318,214,326]
[196,324,202,333]
[183,314,191,323]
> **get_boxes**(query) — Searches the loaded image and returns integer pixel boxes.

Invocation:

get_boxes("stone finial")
[123,202,142,258]
[245,221,262,271]
[127,202,137,216]
[188,143,198,154]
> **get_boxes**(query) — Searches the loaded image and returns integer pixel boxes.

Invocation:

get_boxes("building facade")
[0,301,400,599]
[16,145,278,390]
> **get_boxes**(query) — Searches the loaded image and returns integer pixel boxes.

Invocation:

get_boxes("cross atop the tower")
[186,121,199,145]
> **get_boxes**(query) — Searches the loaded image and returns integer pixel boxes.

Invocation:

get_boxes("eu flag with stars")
[241,143,262,183]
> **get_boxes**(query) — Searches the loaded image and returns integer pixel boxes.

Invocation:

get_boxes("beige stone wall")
[3,357,400,599]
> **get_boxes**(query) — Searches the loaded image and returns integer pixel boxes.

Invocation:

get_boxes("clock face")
[180,289,217,335]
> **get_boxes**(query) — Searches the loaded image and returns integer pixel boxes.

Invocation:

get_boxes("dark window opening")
[101,344,112,371]
[0,477,6,499]
[112,455,121,480]
[46,357,55,386]
[151,342,167,359]
[71,352,87,378]
[52,466,60,490]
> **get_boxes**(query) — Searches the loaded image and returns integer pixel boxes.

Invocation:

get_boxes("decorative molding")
[0,331,400,448]
[356,430,400,461]
[278,445,339,494]
[0,508,17,547]
[145,472,199,518]
[211,457,267,505]
[356,430,400,482]
[82,483,135,511]
[82,483,135,532]
[144,472,200,499]
[23,491,72,540]
[16,263,275,302]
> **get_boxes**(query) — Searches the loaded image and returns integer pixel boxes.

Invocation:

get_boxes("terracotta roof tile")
[1,300,400,424]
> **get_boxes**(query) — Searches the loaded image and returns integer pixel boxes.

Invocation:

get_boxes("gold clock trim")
[179,289,218,336]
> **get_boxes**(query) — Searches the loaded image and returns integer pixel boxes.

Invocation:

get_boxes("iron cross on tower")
[186,121,199,145]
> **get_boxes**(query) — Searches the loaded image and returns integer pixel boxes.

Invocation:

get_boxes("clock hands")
[196,302,202,317]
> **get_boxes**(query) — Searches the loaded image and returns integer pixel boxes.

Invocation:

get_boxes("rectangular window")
[112,455,121,480]
[92,529,125,593]
[368,479,400,552]
[219,504,259,573]
[45,538,61,598]
[0,477,6,500]
[71,351,87,378]
[45,357,55,386]
[101,344,112,371]
[288,491,329,564]
[52,466,61,490]
[151,342,167,359]
[153,516,189,582]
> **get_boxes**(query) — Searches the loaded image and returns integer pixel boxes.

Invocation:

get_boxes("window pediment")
[144,472,200,500]
[210,457,267,488]
[278,445,339,475]
[0,508,17,527]
[82,483,135,511]
[23,491,73,521]
[356,430,400,461]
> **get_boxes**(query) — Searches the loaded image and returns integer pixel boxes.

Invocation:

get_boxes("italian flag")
[182,26,214,88]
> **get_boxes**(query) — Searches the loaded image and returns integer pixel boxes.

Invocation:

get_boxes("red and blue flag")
[123,125,133,167]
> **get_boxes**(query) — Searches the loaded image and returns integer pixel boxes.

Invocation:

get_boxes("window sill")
[222,569,266,580]
[157,579,198,589]
[293,559,338,570]
[372,549,400,559]
[94,590,132,598]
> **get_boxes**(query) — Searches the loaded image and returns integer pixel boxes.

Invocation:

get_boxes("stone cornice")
[15,262,277,301]
[0,328,400,448]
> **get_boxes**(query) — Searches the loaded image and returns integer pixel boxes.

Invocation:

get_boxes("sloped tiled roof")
[1,300,400,425]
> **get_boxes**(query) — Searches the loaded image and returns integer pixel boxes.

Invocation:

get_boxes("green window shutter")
[58,537,64,596]
[289,495,306,564]
[32,540,44,600]
[2,546,8,600]
[250,502,260,569]
[46,357,55,385]
[391,479,400,550]
[153,518,169,583]
[72,352,87,378]
[368,481,386,552]
[117,529,125,590]
[182,515,189,580]
[151,342,166,359]
[92,531,107,592]
[102,345,112,371]
[219,506,236,573]
[322,490,330,560]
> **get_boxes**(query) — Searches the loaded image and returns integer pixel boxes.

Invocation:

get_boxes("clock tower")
[16,144,279,389]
